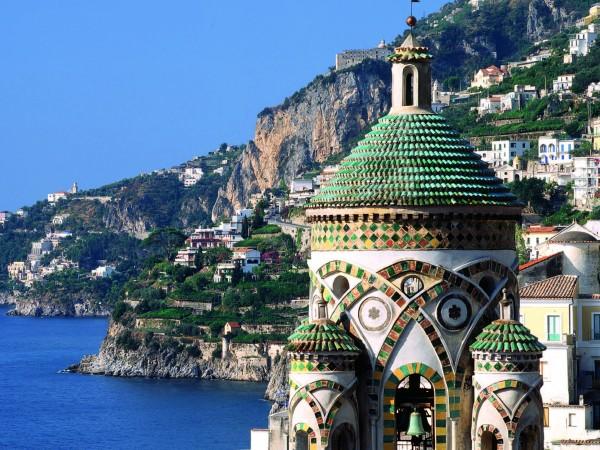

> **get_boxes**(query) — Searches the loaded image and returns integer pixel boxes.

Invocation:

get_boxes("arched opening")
[295,430,309,450]
[395,374,434,449]
[479,275,496,298]
[480,430,498,450]
[330,423,356,450]
[515,174,520,181]
[519,425,539,450]
[332,275,350,299]
[405,72,414,106]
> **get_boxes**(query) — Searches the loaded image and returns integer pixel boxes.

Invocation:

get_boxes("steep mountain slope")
[212,60,391,218]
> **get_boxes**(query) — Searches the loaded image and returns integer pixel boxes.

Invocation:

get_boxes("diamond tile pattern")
[311,219,515,251]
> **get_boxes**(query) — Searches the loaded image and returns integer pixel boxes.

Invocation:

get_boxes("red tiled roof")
[520,275,578,300]
[226,321,241,328]
[518,252,562,271]
[524,226,559,234]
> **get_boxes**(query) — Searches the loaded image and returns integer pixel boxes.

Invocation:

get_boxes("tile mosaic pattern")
[321,399,343,446]
[477,425,504,450]
[290,356,355,373]
[311,219,516,251]
[308,113,519,208]
[289,380,345,413]
[475,359,540,373]
[472,380,532,439]
[382,363,447,450]
[293,423,318,450]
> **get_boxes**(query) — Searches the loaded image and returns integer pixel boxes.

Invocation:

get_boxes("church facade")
[259,29,545,450]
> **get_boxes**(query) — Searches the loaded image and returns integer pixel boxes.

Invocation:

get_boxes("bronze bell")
[406,409,426,437]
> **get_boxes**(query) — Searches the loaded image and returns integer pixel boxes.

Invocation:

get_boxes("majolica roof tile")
[470,320,546,354]
[287,319,360,354]
[309,114,520,209]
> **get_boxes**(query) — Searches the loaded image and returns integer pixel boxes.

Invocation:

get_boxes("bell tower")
[390,17,432,113]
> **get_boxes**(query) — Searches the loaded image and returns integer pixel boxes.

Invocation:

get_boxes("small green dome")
[287,319,360,354]
[470,320,546,354]
[309,114,520,209]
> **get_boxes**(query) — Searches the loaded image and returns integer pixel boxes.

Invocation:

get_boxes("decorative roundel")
[358,297,392,332]
[437,295,472,331]
[402,275,424,297]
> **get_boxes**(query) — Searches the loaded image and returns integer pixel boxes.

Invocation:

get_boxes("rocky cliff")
[212,60,391,218]
[73,322,271,381]
[9,294,111,317]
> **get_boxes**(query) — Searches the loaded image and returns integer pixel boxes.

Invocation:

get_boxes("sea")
[0,305,271,450]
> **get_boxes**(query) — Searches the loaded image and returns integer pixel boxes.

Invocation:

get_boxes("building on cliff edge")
[251,25,546,450]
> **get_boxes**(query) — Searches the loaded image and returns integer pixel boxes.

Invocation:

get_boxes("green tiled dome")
[470,320,546,354]
[309,113,520,209]
[287,319,360,354]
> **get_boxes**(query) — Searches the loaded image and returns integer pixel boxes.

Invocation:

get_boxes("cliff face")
[9,294,111,317]
[212,60,391,218]
[74,322,271,381]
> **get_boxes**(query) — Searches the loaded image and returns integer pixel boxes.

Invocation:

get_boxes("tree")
[203,246,232,265]
[194,249,203,270]
[252,205,265,229]
[508,178,549,214]
[143,228,187,259]
[241,217,250,239]
[515,227,528,265]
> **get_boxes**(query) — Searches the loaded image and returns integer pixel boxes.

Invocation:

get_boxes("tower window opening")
[405,72,414,106]
[332,275,350,299]
[480,430,498,450]
[394,374,434,449]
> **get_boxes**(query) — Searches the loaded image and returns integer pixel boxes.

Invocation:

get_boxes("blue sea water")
[0,305,270,450]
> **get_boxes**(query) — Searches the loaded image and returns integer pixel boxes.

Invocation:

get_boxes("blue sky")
[0,0,446,211]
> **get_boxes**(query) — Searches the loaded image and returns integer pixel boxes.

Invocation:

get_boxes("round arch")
[382,362,447,450]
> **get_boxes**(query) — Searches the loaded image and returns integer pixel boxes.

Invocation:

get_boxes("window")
[593,313,600,340]
[405,72,414,106]
[547,315,561,341]
[569,413,577,427]
[544,407,550,427]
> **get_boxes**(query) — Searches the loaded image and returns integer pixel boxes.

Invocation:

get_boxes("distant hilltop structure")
[335,39,392,71]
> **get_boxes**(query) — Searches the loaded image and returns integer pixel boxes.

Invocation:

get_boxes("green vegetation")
[252,224,281,235]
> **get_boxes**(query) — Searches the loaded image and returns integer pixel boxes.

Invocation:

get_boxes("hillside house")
[539,135,579,165]
[187,228,222,250]
[213,262,237,283]
[0,211,12,224]
[553,74,575,93]
[573,157,600,208]
[233,247,261,274]
[7,261,27,281]
[91,265,116,278]
[476,95,502,115]
[179,167,203,187]
[522,225,563,259]
[477,139,530,167]
[501,85,538,111]
[570,24,598,57]
[224,321,241,336]
[47,192,68,203]
[470,65,508,89]
[173,248,197,267]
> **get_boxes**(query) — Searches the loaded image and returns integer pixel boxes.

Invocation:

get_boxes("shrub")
[115,330,139,351]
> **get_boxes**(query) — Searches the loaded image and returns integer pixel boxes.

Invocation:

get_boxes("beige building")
[471,65,508,89]
[335,40,392,71]
[523,225,562,259]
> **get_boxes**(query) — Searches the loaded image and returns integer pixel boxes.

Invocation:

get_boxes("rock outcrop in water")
[9,294,111,317]
[72,321,271,381]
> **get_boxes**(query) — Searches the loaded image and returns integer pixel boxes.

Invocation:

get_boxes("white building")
[290,179,313,193]
[477,140,530,167]
[47,192,68,204]
[7,261,27,281]
[501,85,537,111]
[553,75,576,93]
[51,214,70,226]
[335,40,392,71]
[0,211,12,224]
[232,247,261,274]
[179,167,204,187]
[213,262,237,283]
[588,82,600,98]
[213,167,224,176]
[573,157,600,208]
[477,95,502,116]
[570,24,598,57]
[30,239,53,259]
[539,136,580,165]
[91,265,116,278]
